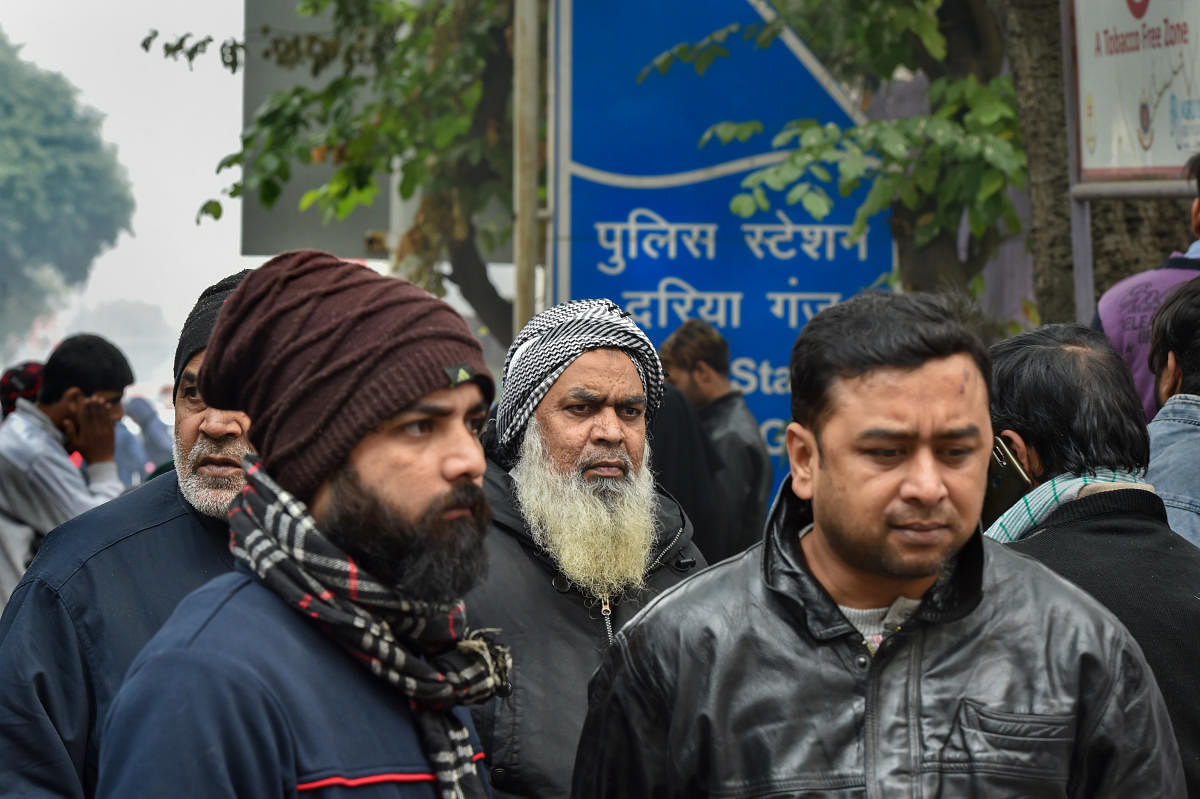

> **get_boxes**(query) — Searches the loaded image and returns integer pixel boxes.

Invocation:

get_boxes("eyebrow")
[563,388,646,406]
[857,424,982,441]
[180,370,198,386]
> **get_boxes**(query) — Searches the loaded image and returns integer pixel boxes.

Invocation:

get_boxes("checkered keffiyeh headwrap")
[495,299,664,453]
[229,456,510,799]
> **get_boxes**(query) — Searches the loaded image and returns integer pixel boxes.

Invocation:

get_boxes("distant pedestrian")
[1095,152,1200,419]
[660,318,773,560]
[0,335,132,605]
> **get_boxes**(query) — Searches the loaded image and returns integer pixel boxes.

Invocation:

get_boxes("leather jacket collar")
[760,482,984,641]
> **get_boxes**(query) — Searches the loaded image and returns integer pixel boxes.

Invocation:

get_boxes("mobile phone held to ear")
[980,436,1033,531]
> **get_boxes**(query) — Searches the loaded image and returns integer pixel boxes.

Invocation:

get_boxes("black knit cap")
[174,270,253,398]
[198,250,494,505]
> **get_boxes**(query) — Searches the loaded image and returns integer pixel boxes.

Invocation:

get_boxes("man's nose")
[199,408,250,440]
[589,407,625,445]
[443,425,487,484]
[899,450,949,506]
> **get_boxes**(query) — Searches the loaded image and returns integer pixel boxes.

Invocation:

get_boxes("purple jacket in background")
[1096,255,1200,420]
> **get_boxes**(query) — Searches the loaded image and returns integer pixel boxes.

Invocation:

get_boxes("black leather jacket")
[696,391,773,561]
[466,459,705,798]
[571,485,1185,798]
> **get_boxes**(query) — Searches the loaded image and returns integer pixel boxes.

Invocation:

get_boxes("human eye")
[617,405,644,419]
[565,403,594,417]
[467,415,487,437]
[865,447,905,461]
[940,444,976,463]
[399,418,435,436]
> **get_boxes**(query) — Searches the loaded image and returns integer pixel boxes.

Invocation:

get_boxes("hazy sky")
[3,1,259,386]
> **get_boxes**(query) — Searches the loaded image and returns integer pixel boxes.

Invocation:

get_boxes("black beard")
[319,467,491,604]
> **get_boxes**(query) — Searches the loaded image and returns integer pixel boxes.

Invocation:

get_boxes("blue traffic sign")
[549,0,895,489]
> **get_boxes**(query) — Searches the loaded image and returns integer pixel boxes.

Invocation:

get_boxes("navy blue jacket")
[96,570,490,798]
[0,472,233,797]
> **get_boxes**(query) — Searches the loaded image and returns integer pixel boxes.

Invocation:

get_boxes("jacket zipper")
[649,524,684,570]
[597,524,682,647]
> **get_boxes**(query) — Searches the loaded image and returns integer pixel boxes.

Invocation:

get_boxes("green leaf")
[912,163,937,194]
[195,199,222,224]
[259,179,281,208]
[785,182,811,205]
[898,180,919,210]
[730,193,757,217]
[299,187,323,211]
[809,164,832,183]
[752,185,769,211]
[977,169,1005,202]
[800,189,832,219]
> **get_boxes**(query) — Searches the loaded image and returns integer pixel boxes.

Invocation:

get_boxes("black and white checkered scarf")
[494,298,664,455]
[229,456,510,799]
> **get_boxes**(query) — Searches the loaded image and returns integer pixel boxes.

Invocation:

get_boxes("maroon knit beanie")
[198,250,494,504]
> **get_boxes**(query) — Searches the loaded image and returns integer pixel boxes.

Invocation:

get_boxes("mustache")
[424,481,491,525]
[186,435,253,468]
[576,446,634,475]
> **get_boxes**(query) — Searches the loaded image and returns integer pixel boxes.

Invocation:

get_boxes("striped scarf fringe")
[983,468,1146,543]
[229,455,510,799]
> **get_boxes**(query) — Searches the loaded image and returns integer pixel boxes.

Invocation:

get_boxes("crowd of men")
[0,246,1199,797]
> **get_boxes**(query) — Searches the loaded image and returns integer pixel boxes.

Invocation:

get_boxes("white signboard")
[1074,0,1199,179]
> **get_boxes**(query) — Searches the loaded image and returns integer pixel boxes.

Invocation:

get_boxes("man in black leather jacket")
[572,292,1184,798]
[660,318,773,560]
[467,299,705,798]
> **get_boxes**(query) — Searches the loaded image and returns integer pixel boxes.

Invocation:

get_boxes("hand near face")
[63,398,117,463]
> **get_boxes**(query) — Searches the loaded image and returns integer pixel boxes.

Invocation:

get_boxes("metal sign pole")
[1061,0,1094,324]
[513,0,539,333]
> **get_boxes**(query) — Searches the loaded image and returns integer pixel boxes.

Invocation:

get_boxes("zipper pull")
[600,595,614,645]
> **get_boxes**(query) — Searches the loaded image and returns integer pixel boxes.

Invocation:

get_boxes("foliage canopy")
[0,29,134,349]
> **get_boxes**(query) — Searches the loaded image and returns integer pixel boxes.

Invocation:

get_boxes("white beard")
[174,429,251,520]
[511,418,658,600]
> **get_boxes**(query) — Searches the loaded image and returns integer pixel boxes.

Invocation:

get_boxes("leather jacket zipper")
[600,595,614,645]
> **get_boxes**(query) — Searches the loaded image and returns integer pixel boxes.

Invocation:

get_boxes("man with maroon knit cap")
[97,251,510,799]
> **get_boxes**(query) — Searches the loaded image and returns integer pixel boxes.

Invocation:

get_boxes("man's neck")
[798,525,938,609]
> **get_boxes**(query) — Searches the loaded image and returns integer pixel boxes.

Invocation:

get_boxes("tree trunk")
[997,0,1074,322]
[1089,198,1191,297]
[999,0,1193,322]
[446,223,514,347]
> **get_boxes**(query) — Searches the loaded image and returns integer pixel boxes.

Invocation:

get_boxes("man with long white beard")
[466,299,705,799]
[0,271,253,798]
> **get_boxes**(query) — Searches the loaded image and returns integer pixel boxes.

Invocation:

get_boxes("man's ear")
[1157,351,1183,406]
[785,421,818,500]
[998,429,1041,484]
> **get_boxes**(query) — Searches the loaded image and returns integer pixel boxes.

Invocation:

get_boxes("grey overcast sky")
[3,1,260,386]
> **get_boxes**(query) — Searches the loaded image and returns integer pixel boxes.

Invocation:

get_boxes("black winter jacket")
[571,484,1186,798]
[696,391,773,561]
[0,471,233,798]
[466,458,704,798]
[1009,488,1200,796]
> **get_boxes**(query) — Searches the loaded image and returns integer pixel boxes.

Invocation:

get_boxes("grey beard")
[511,418,658,600]
[174,431,252,519]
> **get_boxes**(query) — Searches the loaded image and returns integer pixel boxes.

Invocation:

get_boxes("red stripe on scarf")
[347,556,359,600]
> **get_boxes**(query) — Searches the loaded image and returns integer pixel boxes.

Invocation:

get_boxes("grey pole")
[513,0,540,333]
